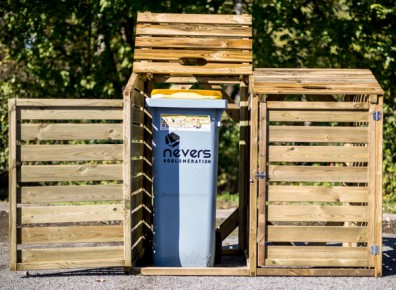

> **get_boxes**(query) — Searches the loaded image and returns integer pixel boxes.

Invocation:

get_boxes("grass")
[216,192,239,209]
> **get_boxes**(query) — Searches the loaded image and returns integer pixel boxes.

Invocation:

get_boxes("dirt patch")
[0,211,8,243]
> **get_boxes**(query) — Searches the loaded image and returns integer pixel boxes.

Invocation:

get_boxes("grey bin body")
[145,98,227,267]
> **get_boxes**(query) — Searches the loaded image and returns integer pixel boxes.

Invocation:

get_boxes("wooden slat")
[267,226,368,243]
[267,246,367,259]
[266,258,368,267]
[8,98,17,271]
[267,205,368,222]
[269,110,368,122]
[20,123,124,141]
[254,86,383,95]
[136,24,252,37]
[16,99,123,107]
[136,267,249,276]
[268,165,367,182]
[137,12,252,25]
[20,246,124,263]
[134,49,252,63]
[268,146,368,162]
[133,62,252,76]
[20,108,123,120]
[269,126,368,143]
[20,184,123,204]
[256,268,375,277]
[132,89,146,108]
[267,101,370,110]
[268,185,368,203]
[21,205,124,224]
[218,208,239,242]
[21,225,123,244]
[135,37,252,49]
[16,259,125,271]
[20,164,123,182]
[21,144,124,161]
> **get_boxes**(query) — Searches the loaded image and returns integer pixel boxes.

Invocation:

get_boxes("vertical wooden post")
[257,100,268,267]
[239,80,249,252]
[8,98,17,271]
[123,77,134,272]
[374,95,383,277]
[248,87,258,276]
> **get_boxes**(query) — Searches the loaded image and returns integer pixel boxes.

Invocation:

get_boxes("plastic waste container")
[146,89,227,267]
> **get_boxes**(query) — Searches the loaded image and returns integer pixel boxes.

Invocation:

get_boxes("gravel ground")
[1,205,396,289]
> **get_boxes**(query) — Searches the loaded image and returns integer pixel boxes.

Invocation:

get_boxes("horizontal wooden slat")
[20,246,124,263]
[267,205,368,222]
[267,246,367,259]
[267,101,370,110]
[134,49,252,63]
[20,123,124,141]
[133,62,252,76]
[20,184,123,203]
[21,225,123,244]
[265,258,368,267]
[136,267,249,276]
[21,144,125,161]
[268,165,367,182]
[137,13,252,25]
[20,108,123,120]
[268,186,368,203]
[136,24,252,37]
[16,99,123,107]
[269,110,368,122]
[269,126,368,143]
[255,86,382,95]
[20,164,124,182]
[256,268,375,277]
[268,146,368,162]
[135,37,252,49]
[21,205,124,224]
[267,226,368,243]
[16,259,125,271]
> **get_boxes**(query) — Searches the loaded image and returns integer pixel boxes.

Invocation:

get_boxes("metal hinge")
[373,111,381,121]
[370,245,380,255]
[255,172,267,179]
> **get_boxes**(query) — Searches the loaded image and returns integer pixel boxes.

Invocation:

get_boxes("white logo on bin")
[162,133,212,164]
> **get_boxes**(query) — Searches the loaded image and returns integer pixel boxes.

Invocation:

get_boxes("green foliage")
[1,0,395,207]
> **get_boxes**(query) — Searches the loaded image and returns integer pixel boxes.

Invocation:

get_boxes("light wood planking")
[268,165,368,182]
[135,37,253,49]
[267,205,368,222]
[269,110,368,122]
[265,258,368,267]
[21,225,123,244]
[21,204,124,224]
[21,184,123,204]
[21,144,126,161]
[133,62,252,76]
[267,246,367,259]
[267,226,368,243]
[20,246,124,263]
[20,123,124,141]
[20,164,124,182]
[137,12,252,25]
[256,268,375,277]
[268,185,368,203]
[136,267,249,276]
[16,259,125,271]
[8,98,17,271]
[16,99,123,107]
[267,101,370,110]
[20,108,123,120]
[134,49,251,63]
[136,24,252,37]
[268,145,368,162]
[269,126,368,143]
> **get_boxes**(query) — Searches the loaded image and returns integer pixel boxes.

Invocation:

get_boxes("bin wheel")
[214,229,222,264]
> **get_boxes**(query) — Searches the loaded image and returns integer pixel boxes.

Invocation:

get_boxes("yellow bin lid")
[151,89,222,100]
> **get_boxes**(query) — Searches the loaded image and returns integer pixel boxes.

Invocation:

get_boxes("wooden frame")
[250,68,384,277]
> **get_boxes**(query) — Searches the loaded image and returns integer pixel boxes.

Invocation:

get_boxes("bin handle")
[178,57,208,66]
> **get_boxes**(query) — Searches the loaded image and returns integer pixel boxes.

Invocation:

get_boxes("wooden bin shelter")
[249,68,384,277]
[124,12,254,275]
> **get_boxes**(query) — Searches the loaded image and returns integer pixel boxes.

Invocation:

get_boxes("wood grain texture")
[268,165,368,182]
[21,204,124,224]
[20,108,123,120]
[267,226,368,243]
[16,259,125,271]
[256,268,375,277]
[269,110,368,122]
[21,225,124,244]
[21,184,123,203]
[135,37,252,49]
[16,99,123,107]
[267,101,370,110]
